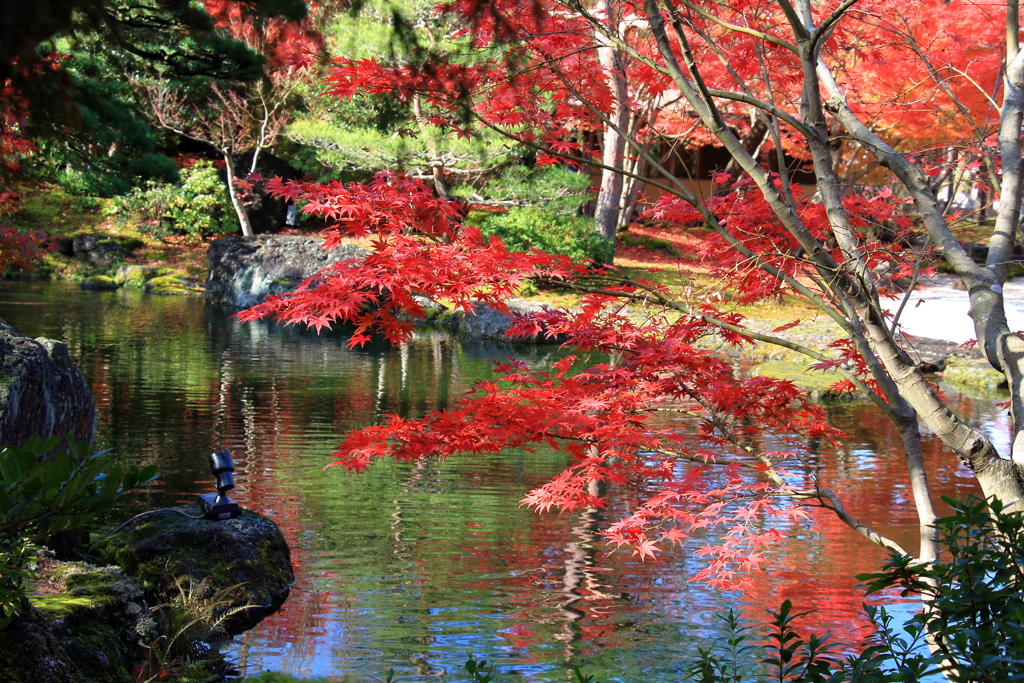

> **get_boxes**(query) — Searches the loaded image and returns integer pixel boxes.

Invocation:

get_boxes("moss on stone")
[114,265,156,288]
[80,275,120,291]
[943,358,1007,391]
[97,505,293,634]
[144,274,198,295]
[2,561,155,683]
[750,360,859,404]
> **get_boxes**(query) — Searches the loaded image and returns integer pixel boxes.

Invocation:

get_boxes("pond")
[0,281,996,681]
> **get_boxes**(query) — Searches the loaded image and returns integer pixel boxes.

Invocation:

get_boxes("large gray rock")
[72,234,126,269]
[97,504,294,634]
[438,298,562,344]
[0,321,96,450]
[206,235,369,309]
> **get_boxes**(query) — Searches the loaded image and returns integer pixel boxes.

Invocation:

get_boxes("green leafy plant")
[465,207,612,264]
[0,435,158,629]
[113,161,236,239]
[462,653,598,683]
[137,575,256,683]
[858,495,1024,682]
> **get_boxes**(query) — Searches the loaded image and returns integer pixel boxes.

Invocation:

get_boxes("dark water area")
[0,281,994,681]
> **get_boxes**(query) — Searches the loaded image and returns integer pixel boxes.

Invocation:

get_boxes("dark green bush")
[0,435,158,628]
[466,207,612,264]
[127,153,181,184]
[54,167,131,197]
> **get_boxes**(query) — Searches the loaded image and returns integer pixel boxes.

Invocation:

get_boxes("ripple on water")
[0,281,983,681]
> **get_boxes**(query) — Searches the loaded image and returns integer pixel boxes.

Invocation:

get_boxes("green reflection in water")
[0,281,986,681]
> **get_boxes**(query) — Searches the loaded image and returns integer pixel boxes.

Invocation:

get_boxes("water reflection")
[0,281,989,681]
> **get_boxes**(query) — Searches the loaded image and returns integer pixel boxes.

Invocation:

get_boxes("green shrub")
[127,153,181,184]
[113,161,237,239]
[55,167,131,197]
[0,435,157,629]
[466,207,612,264]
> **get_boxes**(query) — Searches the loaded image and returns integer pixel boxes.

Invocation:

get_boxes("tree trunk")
[223,151,254,238]
[594,0,630,246]
[721,116,769,178]
[412,95,449,200]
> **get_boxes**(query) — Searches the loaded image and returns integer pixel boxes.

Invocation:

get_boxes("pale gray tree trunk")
[594,0,631,247]
[222,151,254,238]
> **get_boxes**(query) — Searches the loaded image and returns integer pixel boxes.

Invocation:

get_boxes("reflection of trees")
[555,478,628,660]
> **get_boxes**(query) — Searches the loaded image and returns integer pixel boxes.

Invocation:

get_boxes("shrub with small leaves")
[114,160,237,239]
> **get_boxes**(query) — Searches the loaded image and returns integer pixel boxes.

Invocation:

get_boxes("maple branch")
[754,40,798,202]
[681,19,797,200]
[1010,0,1021,62]
[866,11,992,138]
[689,312,895,418]
[639,444,743,468]
[817,64,982,282]
[469,112,692,203]
[775,0,811,41]
[677,390,791,489]
[887,236,932,336]
[568,5,850,331]
[674,0,798,53]
[808,0,862,50]
[797,488,912,557]
[704,88,813,140]
[645,0,862,311]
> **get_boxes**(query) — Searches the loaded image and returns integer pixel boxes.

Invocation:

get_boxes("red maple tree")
[0,58,59,275]
[241,0,1024,621]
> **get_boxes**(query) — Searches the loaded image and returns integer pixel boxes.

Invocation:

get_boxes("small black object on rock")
[198,450,240,520]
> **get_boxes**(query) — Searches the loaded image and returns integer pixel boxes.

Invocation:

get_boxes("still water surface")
[0,281,998,681]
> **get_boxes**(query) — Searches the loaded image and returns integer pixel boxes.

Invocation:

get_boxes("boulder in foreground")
[97,504,294,633]
[0,321,96,450]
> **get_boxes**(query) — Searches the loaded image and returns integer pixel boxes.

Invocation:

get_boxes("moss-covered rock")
[80,275,120,291]
[1,560,157,683]
[113,265,156,289]
[750,360,859,404]
[97,504,293,633]
[0,601,80,683]
[942,358,1008,393]
[144,274,199,295]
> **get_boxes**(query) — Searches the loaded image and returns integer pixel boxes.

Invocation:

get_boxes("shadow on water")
[0,281,990,681]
